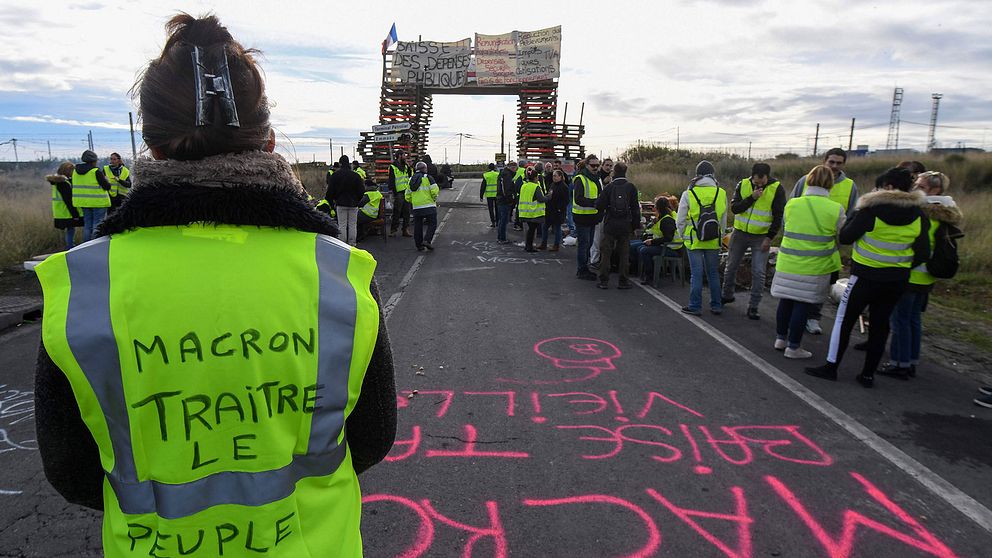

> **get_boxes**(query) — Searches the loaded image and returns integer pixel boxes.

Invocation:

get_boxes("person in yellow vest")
[34,14,396,557]
[792,148,859,335]
[770,165,845,359]
[356,184,385,242]
[71,149,113,242]
[805,167,929,388]
[677,160,729,315]
[406,161,440,251]
[45,161,84,249]
[631,196,682,284]
[721,163,785,320]
[352,159,367,181]
[389,152,413,237]
[105,152,132,210]
[572,154,604,280]
[518,166,548,252]
[512,161,527,231]
[479,163,500,227]
[881,171,962,379]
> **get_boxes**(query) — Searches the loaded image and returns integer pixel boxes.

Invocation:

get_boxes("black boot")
[856,373,875,388]
[877,363,912,380]
[805,362,838,381]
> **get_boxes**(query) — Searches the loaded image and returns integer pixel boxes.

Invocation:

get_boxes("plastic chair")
[655,250,687,287]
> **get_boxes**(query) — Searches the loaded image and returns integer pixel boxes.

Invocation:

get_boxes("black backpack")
[689,187,721,242]
[926,223,962,279]
[604,182,634,235]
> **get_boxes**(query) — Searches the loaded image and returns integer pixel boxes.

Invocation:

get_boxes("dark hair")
[877,167,913,192]
[526,166,540,181]
[135,13,270,160]
[602,157,614,164]
[612,161,628,177]
[110,152,122,159]
[654,196,671,212]
[897,160,927,174]
[822,148,847,162]
[488,163,496,170]
[339,154,350,166]
[585,154,599,163]
[751,163,771,177]
[552,169,566,181]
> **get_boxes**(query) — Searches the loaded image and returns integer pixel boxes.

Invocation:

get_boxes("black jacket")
[730,178,785,239]
[496,167,521,205]
[572,169,603,227]
[595,177,640,235]
[839,189,930,282]
[544,179,569,226]
[37,151,397,510]
[45,173,82,228]
[325,168,366,207]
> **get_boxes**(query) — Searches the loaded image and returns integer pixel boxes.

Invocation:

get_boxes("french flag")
[381,23,398,55]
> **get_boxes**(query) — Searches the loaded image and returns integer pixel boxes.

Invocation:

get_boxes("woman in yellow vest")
[882,171,962,379]
[805,167,929,388]
[45,161,84,248]
[770,165,845,359]
[518,166,549,252]
[34,14,396,557]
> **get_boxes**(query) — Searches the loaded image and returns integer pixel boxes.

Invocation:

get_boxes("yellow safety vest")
[572,175,600,215]
[909,216,941,286]
[734,179,780,235]
[104,165,131,198]
[647,213,683,250]
[36,225,378,557]
[71,167,111,208]
[801,177,855,213]
[390,165,411,193]
[518,181,545,219]
[852,217,921,269]
[483,171,500,198]
[355,167,367,180]
[405,176,438,210]
[685,185,727,250]
[776,195,843,276]
[51,181,75,220]
[360,191,383,219]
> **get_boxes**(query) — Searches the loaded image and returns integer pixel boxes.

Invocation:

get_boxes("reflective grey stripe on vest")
[779,246,837,258]
[65,234,356,519]
[860,235,911,251]
[745,208,773,217]
[784,230,834,243]
[854,242,913,263]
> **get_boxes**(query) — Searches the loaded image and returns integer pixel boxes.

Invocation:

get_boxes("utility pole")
[676,126,680,151]
[329,138,333,162]
[47,140,52,160]
[500,114,505,157]
[87,130,94,151]
[340,146,344,158]
[848,117,855,151]
[129,112,138,162]
[812,123,820,157]
[458,133,463,166]
[747,141,752,160]
[11,138,18,167]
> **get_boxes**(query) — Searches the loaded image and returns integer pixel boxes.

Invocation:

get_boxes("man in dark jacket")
[572,154,603,280]
[325,155,366,246]
[389,152,413,237]
[594,162,640,289]
[495,161,521,244]
[721,163,786,319]
[805,167,930,388]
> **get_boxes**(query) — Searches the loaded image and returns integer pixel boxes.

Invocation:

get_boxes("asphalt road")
[1,178,990,557]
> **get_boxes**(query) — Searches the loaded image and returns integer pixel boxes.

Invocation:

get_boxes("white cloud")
[4,115,130,130]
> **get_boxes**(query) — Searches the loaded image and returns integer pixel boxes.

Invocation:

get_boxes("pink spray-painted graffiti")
[498,337,623,385]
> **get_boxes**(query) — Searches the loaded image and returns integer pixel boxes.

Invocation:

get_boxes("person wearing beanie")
[407,160,440,251]
[721,162,785,319]
[791,148,859,335]
[480,162,500,227]
[677,160,729,315]
[324,154,366,246]
[805,167,929,388]
[71,149,113,242]
[389,152,414,237]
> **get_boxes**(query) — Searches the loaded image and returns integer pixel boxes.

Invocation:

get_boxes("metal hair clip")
[191,46,241,128]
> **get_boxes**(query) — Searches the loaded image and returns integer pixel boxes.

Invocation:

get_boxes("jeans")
[390,191,410,231]
[776,298,810,349]
[337,206,360,246]
[889,290,927,367]
[486,197,497,225]
[525,222,541,250]
[82,207,107,242]
[496,203,512,241]
[413,207,438,248]
[575,225,595,274]
[566,184,576,235]
[64,227,76,249]
[637,243,671,278]
[687,248,721,312]
[721,231,770,309]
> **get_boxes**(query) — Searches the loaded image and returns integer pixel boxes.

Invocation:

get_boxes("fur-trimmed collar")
[924,196,963,226]
[95,151,337,238]
[855,188,925,210]
[46,174,69,184]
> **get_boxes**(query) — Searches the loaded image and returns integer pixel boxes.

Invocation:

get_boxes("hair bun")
[165,13,234,48]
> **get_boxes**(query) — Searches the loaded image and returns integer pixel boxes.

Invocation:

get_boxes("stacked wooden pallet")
[516,82,558,161]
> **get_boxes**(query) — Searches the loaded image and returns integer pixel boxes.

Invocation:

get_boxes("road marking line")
[635,281,992,534]
[383,180,467,322]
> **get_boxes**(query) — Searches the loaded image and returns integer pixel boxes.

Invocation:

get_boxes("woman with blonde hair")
[770,165,846,358]
[45,161,83,248]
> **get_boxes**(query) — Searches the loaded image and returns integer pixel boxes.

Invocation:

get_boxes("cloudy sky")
[1,0,990,165]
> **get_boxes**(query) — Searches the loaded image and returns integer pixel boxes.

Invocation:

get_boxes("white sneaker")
[805,319,822,335]
[562,236,578,246]
[784,347,813,359]
[774,338,787,351]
